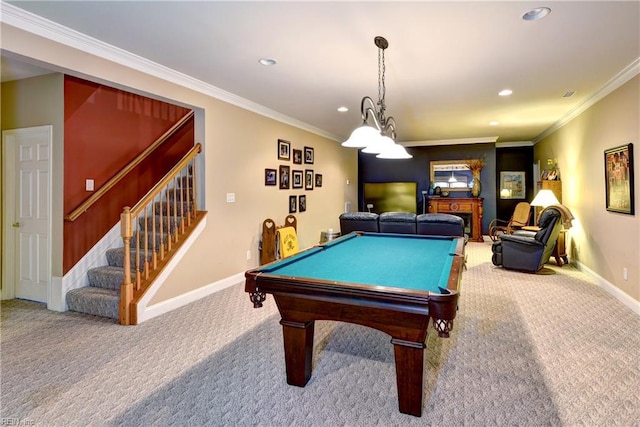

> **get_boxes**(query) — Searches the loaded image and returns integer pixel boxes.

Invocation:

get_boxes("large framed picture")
[499,171,525,199]
[278,139,291,161]
[604,143,634,214]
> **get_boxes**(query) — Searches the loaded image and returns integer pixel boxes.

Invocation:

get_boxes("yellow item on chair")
[277,226,299,259]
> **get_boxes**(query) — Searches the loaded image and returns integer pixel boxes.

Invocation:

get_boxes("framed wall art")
[289,195,297,213]
[279,165,290,189]
[299,195,307,212]
[278,139,291,161]
[499,171,525,199]
[293,149,302,164]
[315,173,323,187]
[305,169,314,190]
[292,170,303,189]
[304,146,314,164]
[265,168,277,186]
[604,143,634,214]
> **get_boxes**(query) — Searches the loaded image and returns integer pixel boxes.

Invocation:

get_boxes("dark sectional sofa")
[339,212,465,237]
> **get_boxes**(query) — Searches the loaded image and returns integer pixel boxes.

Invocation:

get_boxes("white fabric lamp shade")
[376,143,412,159]
[361,134,394,154]
[341,124,380,148]
[531,189,559,207]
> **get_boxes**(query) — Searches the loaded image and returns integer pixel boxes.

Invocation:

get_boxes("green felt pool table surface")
[258,232,462,294]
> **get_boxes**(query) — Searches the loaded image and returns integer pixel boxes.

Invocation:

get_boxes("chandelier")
[342,36,412,159]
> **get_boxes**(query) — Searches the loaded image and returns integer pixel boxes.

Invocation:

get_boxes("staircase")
[66,206,183,321]
[65,142,203,324]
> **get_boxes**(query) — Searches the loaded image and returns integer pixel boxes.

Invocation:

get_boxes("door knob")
[12,222,20,228]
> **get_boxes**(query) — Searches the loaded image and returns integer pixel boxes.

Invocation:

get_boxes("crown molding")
[0,2,341,142]
[402,136,499,147]
[495,141,534,148]
[533,57,640,144]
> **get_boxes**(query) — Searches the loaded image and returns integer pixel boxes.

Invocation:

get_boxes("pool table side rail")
[246,270,460,305]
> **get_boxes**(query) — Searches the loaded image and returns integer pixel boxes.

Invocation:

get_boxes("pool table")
[245,232,464,417]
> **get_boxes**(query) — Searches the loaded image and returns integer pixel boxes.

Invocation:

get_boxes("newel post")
[120,206,133,325]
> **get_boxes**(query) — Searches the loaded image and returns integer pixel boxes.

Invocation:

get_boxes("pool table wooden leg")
[391,338,426,417]
[280,319,315,387]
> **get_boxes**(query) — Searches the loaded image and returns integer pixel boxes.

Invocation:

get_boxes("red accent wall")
[63,76,194,273]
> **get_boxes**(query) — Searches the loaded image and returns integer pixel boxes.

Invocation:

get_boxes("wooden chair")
[260,215,297,264]
[488,202,531,241]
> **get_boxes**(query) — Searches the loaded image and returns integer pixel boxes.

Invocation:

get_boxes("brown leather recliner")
[491,206,562,272]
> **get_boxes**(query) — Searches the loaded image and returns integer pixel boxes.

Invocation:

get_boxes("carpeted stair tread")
[87,266,124,290]
[66,287,119,320]
[131,231,170,251]
[107,247,153,269]
[165,189,194,202]
[138,215,181,233]
[153,201,194,216]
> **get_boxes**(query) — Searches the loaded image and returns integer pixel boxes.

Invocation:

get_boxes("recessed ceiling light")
[522,7,551,21]
[489,121,500,126]
[337,106,349,112]
[258,58,277,66]
[498,89,513,96]
[562,91,576,98]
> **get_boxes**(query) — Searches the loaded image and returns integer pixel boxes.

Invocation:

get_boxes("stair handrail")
[65,110,195,221]
[127,143,201,217]
[119,142,202,325]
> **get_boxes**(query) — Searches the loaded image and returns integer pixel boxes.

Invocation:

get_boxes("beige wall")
[1,73,65,280]
[1,24,358,303]
[534,76,639,302]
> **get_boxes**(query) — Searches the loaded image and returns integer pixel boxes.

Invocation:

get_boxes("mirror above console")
[430,160,478,192]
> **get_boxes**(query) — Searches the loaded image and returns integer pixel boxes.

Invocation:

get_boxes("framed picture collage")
[266,139,323,214]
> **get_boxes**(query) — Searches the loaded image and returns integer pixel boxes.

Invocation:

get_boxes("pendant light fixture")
[342,36,412,159]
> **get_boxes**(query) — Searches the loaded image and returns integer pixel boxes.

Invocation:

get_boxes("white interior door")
[2,126,52,303]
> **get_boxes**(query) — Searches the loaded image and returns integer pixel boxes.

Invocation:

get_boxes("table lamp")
[530,189,560,222]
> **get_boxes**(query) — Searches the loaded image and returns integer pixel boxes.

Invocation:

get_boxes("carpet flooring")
[1,240,639,426]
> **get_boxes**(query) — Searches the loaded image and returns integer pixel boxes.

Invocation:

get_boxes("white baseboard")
[138,271,243,323]
[48,276,64,312]
[575,260,640,316]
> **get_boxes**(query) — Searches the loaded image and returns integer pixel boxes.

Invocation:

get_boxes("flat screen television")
[363,182,417,213]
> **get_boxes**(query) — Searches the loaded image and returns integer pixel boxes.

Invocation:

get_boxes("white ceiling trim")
[495,141,535,148]
[403,137,499,147]
[0,2,341,142]
[533,57,640,144]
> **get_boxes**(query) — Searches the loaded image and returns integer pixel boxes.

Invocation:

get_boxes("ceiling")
[2,1,639,145]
